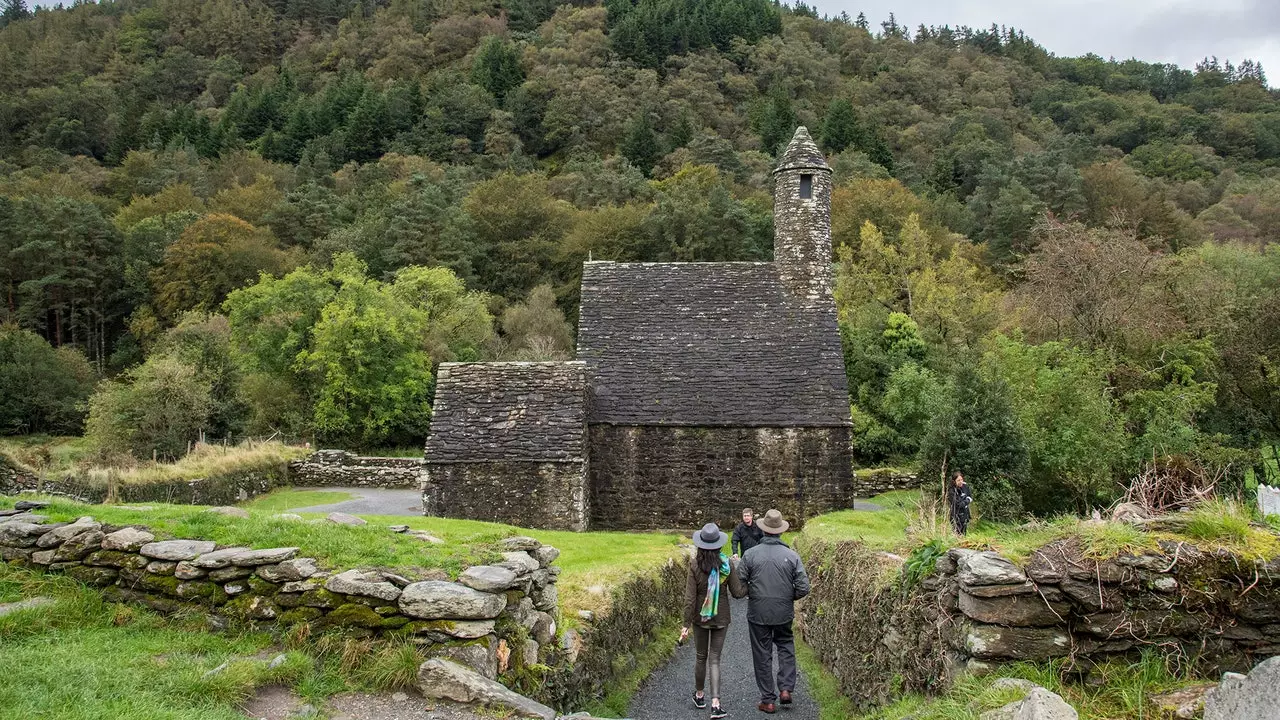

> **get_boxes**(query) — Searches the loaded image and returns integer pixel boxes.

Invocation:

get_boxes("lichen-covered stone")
[53,530,104,562]
[415,658,555,720]
[326,569,401,602]
[499,552,540,576]
[964,624,1071,661]
[433,640,498,679]
[256,558,317,583]
[85,550,148,570]
[36,518,101,548]
[321,603,387,629]
[957,552,1028,588]
[278,607,324,624]
[228,547,298,566]
[174,561,207,579]
[458,565,520,593]
[533,546,560,567]
[64,564,118,587]
[325,512,366,526]
[141,540,216,561]
[191,547,251,569]
[959,591,1069,628]
[208,565,254,582]
[225,595,278,621]
[399,582,506,620]
[145,560,177,576]
[101,528,154,551]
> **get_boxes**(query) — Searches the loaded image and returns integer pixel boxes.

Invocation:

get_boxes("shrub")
[85,355,213,461]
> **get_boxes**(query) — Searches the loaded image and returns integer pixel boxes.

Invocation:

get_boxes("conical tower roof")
[773,126,829,174]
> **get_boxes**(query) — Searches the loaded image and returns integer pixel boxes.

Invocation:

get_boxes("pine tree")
[855,12,868,29]
[668,108,694,151]
[621,111,661,176]
[754,94,796,156]
[1,0,31,27]
[819,98,861,153]
[472,36,525,102]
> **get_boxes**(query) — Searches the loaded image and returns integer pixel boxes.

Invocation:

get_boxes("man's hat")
[757,509,790,534]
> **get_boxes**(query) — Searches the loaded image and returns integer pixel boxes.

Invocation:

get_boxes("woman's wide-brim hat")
[757,509,790,534]
[692,522,728,550]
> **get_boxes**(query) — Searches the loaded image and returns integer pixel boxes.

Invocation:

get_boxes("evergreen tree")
[1,0,31,27]
[820,98,861,153]
[754,94,796,155]
[855,11,868,29]
[621,111,661,176]
[668,108,695,151]
[471,36,525,102]
[919,360,1029,521]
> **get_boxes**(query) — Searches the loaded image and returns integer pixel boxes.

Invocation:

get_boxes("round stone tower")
[772,126,833,307]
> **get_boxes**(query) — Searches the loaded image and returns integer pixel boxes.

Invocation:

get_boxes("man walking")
[734,509,810,714]
[731,507,763,559]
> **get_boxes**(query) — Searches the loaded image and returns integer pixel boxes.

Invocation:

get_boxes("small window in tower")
[799,174,813,199]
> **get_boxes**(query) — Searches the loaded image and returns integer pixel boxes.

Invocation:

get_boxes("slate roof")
[577,261,851,427]
[424,362,587,463]
[774,126,829,173]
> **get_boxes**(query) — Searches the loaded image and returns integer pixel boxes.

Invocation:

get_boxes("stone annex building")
[423,127,854,531]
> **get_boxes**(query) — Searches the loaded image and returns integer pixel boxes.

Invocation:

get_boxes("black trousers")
[748,621,796,703]
[952,509,970,535]
[693,625,728,698]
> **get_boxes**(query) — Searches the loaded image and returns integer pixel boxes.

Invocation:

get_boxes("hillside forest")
[1,0,1279,519]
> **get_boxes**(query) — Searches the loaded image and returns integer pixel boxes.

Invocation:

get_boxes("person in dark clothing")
[950,472,973,535]
[731,507,763,558]
[735,509,810,714]
[681,522,746,719]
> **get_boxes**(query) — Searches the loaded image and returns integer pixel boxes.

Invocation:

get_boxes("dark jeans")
[693,625,728,698]
[748,621,796,703]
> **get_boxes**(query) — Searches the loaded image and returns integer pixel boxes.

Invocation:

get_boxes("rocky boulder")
[416,658,554,720]
[257,558,318,582]
[980,686,1078,720]
[1205,656,1280,720]
[960,591,1069,627]
[326,512,366,526]
[964,624,1070,661]
[958,552,1028,587]
[398,581,506,620]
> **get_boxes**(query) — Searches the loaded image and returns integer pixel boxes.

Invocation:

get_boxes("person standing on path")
[949,472,973,535]
[681,522,747,719]
[732,508,763,559]
[736,509,810,714]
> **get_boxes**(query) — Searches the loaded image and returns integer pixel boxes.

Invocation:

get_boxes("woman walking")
[680,522,746,719]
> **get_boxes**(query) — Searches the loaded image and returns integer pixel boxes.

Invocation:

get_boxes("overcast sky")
[814,0,1279,86]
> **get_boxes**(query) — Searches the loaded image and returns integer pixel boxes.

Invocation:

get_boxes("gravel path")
[628,597,819,720]
[288,487,423,516]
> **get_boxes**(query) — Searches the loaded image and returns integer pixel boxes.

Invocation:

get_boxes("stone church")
[423,127,854,531]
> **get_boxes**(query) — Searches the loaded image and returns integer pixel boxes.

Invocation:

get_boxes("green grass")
[857,652,1208,720]
[358,447,426,458]
[242,489,356,512]
[0,563,474,720]
[0,493,683,619]
[0,434,93,474]
[796,637,858,720]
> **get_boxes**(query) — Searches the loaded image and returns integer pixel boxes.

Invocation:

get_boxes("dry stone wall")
[799,536,1280,710]
[588,425,853,530]
[852,469,924,497]
[0,463,288,505]
[0,507,565,684]
[288,450,424,489]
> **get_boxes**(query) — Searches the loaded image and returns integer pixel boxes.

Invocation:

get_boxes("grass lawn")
[0,490,684,620]
[801,489,1280,565]
[857,653,1210,720]
[0,564,433,720]
[0,434,94,474]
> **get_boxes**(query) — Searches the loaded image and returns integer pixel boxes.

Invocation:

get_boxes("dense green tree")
[919,359,1030,522]
[85,354,213,461]
[0,325,96,435]
[620,111,661,176]
[819,98,860,154]
[497,284,575,360]
[471,36,525,102]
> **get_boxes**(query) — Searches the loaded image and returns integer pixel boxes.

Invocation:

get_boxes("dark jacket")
[736,536,810,625]
[950,483,973,518]
[732,521,763,556]
[683,556,747,629]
